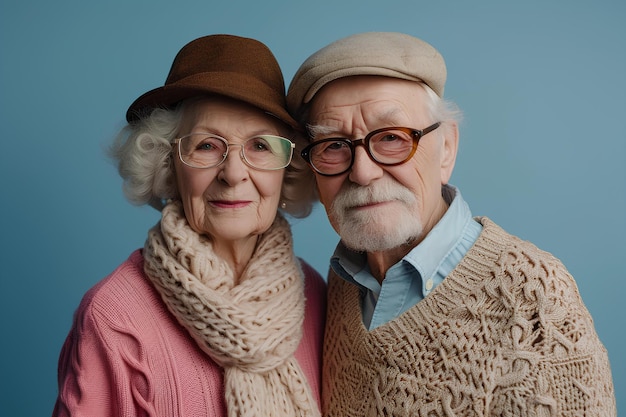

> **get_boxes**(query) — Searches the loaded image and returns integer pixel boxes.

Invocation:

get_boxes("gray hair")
[108,102,317,217]
[420,83,463,136]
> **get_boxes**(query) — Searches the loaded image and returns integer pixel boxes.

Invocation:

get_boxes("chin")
[339,215,423,252]
[337,205,423,252]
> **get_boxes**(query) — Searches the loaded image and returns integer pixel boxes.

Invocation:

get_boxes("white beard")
[330,178,423,252]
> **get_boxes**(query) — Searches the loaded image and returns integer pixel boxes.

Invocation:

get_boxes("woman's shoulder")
[297,258,327,290]
[75,249,161,325]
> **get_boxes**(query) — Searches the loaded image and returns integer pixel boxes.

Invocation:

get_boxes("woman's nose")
[218,145,249,185]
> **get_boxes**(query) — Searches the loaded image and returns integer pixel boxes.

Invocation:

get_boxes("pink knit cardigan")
[53,249,326,416]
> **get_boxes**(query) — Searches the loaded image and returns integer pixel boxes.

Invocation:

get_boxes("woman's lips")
[210,200,251,209]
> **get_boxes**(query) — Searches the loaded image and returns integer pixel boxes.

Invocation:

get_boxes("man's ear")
[440,121,459,184]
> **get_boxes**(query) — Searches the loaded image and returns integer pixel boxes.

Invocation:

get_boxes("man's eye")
[379,134,400,142]
[326,141,348,151]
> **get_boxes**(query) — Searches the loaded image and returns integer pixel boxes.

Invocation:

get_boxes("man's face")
[307,76,457,252]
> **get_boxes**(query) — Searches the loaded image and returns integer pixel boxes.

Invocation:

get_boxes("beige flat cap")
[287,32,446,118]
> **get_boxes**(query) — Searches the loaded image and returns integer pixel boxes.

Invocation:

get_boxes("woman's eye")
[196,138,224,152]
[251,141,269,151]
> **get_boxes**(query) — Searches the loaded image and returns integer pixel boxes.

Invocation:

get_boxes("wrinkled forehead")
[307,76,430,133]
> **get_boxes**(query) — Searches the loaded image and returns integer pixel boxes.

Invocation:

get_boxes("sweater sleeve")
[494,240,616,416]
[539,264,615,415]
[53,263,158,417]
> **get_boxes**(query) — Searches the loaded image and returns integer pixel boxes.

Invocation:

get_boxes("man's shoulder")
[476,217,561,260]
[473,217,575,292]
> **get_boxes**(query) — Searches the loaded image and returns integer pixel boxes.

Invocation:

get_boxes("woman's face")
[173,97,288,247]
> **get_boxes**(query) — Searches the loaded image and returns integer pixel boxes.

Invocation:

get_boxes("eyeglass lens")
[306,127,417,175]
[178,134,293,170]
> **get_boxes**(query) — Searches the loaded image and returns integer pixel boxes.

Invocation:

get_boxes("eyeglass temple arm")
[420,122,441,136]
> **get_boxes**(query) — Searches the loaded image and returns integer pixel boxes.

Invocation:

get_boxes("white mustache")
[332,180,416,212]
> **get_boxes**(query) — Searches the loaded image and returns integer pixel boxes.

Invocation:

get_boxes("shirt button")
[425,278,434,291]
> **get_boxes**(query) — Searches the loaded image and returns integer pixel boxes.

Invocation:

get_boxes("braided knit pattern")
[323,217,616,417]
[144,201,320,417]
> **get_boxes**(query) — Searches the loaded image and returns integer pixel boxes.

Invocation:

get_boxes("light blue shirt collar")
[403,186,476,297]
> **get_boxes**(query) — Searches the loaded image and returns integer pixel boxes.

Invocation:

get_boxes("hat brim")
[126,71,299,129]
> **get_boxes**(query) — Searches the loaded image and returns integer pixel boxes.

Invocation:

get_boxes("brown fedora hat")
[126,34,298,129]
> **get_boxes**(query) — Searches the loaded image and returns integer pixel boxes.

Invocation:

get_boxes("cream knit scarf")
[143,201,319,417]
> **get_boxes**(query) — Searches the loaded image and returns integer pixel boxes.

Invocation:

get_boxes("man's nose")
[348,145,383,186]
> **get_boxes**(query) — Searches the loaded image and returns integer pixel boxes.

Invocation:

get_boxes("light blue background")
[1,1,624,415]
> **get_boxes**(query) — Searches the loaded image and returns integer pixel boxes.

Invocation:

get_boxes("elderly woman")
[53,35,324,417]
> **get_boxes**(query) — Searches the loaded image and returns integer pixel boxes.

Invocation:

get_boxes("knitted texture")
[52,250,325,416]
[143,201,320,417]
[323,217,616,417]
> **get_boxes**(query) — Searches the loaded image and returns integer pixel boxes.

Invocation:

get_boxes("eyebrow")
[307,108,404,140]
[306,123,338,140]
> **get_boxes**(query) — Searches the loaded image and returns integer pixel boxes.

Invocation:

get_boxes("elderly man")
[287,32,615,416]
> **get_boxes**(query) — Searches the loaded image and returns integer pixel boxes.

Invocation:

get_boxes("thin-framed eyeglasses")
[174,133,295,170]
[300,122,441,176]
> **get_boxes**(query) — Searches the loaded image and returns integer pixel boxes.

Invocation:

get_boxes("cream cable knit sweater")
[323,217,615,417]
